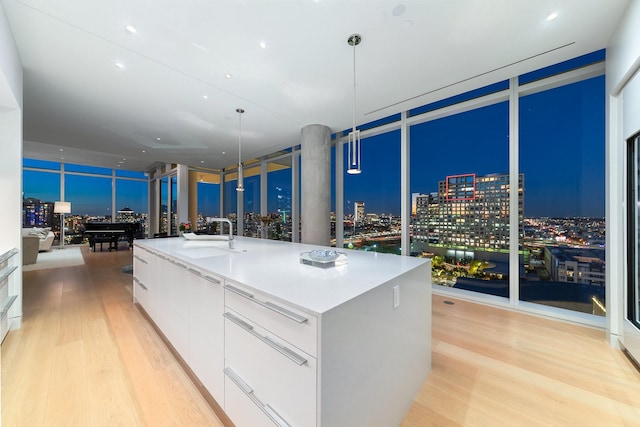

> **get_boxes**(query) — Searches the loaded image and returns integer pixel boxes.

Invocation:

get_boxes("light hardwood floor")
[3,246,640,426]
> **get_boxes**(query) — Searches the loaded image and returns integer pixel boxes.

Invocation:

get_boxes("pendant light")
[236,108,245,192]
[347,33,362,175]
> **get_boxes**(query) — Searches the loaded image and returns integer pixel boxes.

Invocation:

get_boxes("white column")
[301,124,331,246]
[177,164,189,226]
[292,151,300,242]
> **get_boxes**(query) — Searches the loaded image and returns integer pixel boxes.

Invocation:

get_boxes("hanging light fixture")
[236,108,245,192]
[347,33,362,175]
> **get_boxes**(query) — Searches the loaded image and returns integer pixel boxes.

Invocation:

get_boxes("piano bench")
[90,235,118,252]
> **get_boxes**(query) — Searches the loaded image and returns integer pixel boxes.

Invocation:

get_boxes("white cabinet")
[187,267,225,405]
[133,244,226,406]
[224,282,317,427]
[132,247,156,315]
[134,239,431,427]
[162,258,190,360]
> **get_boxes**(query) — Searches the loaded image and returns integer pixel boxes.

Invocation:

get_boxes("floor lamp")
[54,201,71,249]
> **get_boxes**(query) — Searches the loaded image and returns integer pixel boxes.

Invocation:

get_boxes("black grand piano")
[83,222,141,251]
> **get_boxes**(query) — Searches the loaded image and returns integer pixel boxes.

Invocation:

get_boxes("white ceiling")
[2,0,629,171]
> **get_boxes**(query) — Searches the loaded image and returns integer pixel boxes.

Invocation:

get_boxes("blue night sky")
[344,75,605,218]
[23,60,605,220]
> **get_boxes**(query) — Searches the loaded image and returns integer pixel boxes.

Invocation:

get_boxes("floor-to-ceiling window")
[267,157,293,241]
[160,176,169,235]
[23,159,148,244]
[243,163,260,237]
[519,73,606,316]
[193,170,221,231]
[65,174,112,244]
[170,175,178,235]
[223,169,239,235]
[23,160,60,231]
[343,131,401,253]
[116,171,149,236]
[410,100,510,297]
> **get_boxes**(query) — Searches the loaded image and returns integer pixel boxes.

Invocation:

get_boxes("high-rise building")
[414,173,524,252]
[354,201,365,224]
[116,207,135,222]
[23,197,55,227]
[543,246,606,286]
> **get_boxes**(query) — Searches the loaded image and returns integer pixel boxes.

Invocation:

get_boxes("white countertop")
[134,236,429,315]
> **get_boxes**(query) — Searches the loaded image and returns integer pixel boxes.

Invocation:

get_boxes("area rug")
[22,247,85,271]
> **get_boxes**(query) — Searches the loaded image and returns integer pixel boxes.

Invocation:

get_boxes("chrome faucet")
[206,217,235,249]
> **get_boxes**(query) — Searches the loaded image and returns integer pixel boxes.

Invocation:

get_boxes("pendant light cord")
[352,40,356,134]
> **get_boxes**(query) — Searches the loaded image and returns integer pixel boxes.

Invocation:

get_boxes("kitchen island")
[133,236,431,427]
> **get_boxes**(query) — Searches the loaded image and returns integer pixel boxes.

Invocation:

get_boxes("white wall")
[0,4,23,422]
[0,0,23,286]
[606,0,640,359]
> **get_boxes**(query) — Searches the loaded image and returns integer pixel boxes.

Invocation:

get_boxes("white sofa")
[22,227,55,251]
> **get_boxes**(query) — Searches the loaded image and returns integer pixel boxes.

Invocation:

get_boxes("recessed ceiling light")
[392,4,407,17]
[122,158,126,161]
[114,62,124,69]
[225,73,232,79]
[59,148,64,152]
[547,12,558,21]
[200,160,205,163]
[60,157,64,160]
[203,95,208,99]
[259,41,267,49]
[125,25,137,34]
[156,137,161,140]
[222,151,226,155]
[142,150,146,153]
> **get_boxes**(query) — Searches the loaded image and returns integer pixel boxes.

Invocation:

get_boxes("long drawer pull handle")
[224,285,308,323]
[223,368,291,427]
[133,277,148,291]
[262,336,307,366]
[187,268,202,276]
[175,262,187,269]
[262,301,307,324]
[224,312,307,366]
[203,275,221,284]
[186,268,221,285]
[224,367,252,394]
[223,312,254,331]
[224,284,253,298]
[264,404,290,427]
[133,255,148,264]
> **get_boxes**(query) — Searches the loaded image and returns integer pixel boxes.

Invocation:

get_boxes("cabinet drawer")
[224,283,317,357]
[225,309,316,427]
[132,277,150,310]
[224,368,283,427]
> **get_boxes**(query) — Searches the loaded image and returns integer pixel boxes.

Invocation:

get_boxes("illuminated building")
[354,201,365,224]
[414,173,524,253]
